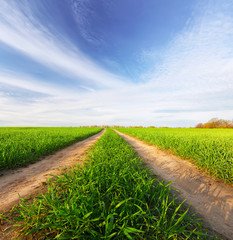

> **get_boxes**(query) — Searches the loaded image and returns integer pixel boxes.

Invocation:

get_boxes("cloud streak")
[0,0,233,127]
[0,0,128,89]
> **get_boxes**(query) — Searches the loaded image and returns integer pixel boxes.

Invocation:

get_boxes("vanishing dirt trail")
[115,130,233,240]
[0,129,105,212]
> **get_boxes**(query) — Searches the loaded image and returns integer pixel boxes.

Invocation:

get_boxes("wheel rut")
[0,129,105,212]
[115,130,233,240]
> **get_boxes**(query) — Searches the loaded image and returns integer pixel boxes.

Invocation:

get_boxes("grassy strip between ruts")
[9,129,214,239]
[0,127,102,170]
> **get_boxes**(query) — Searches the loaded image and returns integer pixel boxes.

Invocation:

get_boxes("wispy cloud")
[70,0,105,46]
[0,0,233,127]
[0,70,66,97]
[142,0,233,123]
[0,0,128,89]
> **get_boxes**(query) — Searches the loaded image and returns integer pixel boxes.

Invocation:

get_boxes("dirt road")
[115,130,233,240]
[0,129,105,212]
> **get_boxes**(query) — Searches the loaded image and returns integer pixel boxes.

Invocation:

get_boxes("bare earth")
[0,129,104,213]
[115,130,233,240]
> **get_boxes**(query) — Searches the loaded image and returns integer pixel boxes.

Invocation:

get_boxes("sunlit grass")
[11,129,211,239]
[117,128,233,185]
[0,127,102,170]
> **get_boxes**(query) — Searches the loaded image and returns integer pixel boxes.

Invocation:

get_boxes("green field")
[117,128,233,185]
[0,127,102,170]
[11,129,211,239]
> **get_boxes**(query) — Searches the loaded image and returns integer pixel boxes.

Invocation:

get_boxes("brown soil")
[115,130,233,240]
[0,129,105,213]
[0,130,105,239]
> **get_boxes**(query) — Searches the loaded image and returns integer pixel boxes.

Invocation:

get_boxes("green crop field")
[10,129,211,239]
[0,127,102,170]
[117,128,233,185]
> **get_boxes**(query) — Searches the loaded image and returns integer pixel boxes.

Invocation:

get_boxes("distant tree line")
[195,118,233,128]
[80,120,233,129]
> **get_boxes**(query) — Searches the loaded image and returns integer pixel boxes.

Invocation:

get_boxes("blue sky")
[0,0,233,127]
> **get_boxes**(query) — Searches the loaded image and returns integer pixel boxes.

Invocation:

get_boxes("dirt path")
[0,129,105,212]
[115,130,233,240]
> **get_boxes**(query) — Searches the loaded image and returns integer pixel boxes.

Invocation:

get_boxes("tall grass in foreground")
[117,128,233,185]
[0,127,102,170]
[12,129,212,239]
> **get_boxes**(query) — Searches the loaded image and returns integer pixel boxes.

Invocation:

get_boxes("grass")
[0,127,102,170]
[116,128,233,185]
[9,129,212,239]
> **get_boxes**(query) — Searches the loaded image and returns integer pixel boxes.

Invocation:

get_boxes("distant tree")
[196,118,233,128]
[195,123,203,128]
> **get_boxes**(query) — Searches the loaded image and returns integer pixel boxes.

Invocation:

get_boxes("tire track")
[115,130,233,240]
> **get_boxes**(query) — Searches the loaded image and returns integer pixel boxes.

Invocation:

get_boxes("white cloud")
[0,70,65,97]
[0,0,233,127]
[0,0,128,89]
